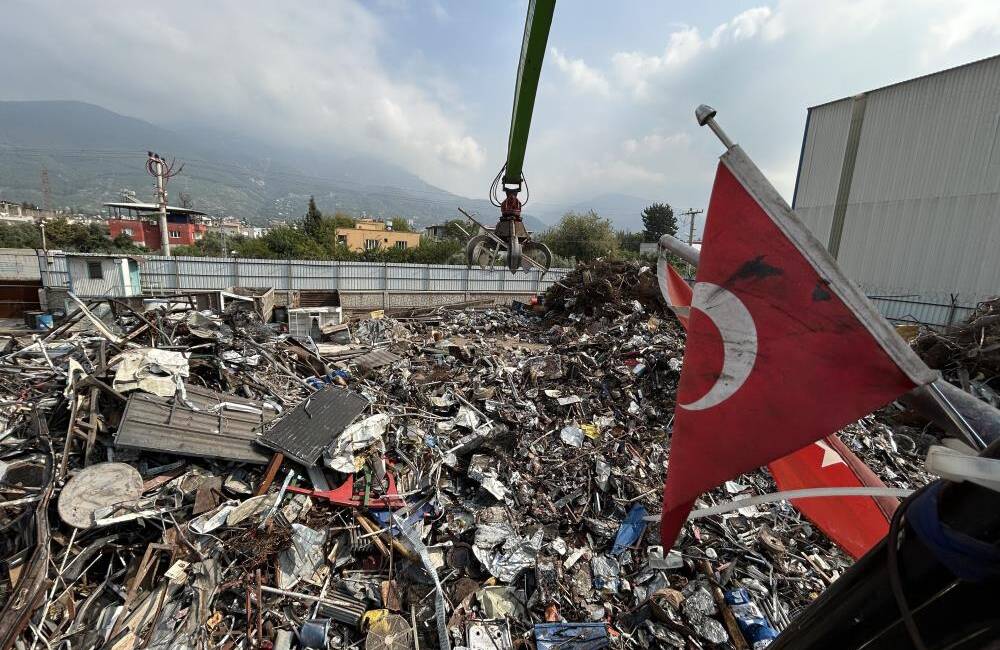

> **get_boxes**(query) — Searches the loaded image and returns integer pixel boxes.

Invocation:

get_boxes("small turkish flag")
[768,435,898,558]
[656,259,693,328]
[660,145,936,549]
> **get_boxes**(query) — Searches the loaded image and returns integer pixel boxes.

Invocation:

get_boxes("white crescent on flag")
[678,282,758,411]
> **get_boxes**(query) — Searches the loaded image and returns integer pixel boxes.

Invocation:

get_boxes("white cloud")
[622,132,691,156]
[0,0,484,192]
[549,47,610,96]
[613,7,784,97]
[708,7,784,47]
[436,135,486,168]
[928,1,1000,52]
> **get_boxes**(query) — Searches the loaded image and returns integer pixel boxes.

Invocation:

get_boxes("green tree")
[616,230,644,253]
[262,225,325,259]
[0,223,42,248]
[111,232,147,253]
[406,238,463,264]
[390,217,412,232]
[331,212,355,229]
[233,238,274,258]
[304,196,323,238]
[540,210,619,262]
[442,218,474,241]
[641,202,677,241]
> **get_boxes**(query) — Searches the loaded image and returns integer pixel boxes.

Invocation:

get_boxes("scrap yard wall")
[793,54,1000,325]
[32,251,569,310]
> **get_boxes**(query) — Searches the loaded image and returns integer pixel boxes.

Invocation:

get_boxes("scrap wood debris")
[0,261,970,650]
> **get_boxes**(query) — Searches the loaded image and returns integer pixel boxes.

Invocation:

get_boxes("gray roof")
[104,201,206,216]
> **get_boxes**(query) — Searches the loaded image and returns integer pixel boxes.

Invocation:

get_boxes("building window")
[86,261,103,280]
[394,240,407,250]
[122,228,133,236]
[365,239,379,250]
[169,230,181,238]
[337,235,348,246]
[194,232,203,240]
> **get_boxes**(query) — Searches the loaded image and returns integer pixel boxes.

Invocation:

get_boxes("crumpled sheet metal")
[278,524,327,589]
[474,524,544,583]
[113,347,190,397]
[325,413,389,473]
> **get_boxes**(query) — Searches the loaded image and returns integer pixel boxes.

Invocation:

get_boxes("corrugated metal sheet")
[794,99,854,244]
[257,386,369,466]
[115,385,275,463]
[794,54,1000,306]
[352,348,402,371]
[31,249,569,296]
[0,249,42,280]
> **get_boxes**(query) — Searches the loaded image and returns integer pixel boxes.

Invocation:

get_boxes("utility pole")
[680,208,703,245]
[146,152,184,256]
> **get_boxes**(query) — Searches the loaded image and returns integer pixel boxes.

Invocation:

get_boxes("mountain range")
[0,101,653,232]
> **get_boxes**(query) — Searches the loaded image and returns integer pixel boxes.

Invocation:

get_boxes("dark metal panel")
[257,386,369,466]
[353,348,402,371]
[114,386,275,464]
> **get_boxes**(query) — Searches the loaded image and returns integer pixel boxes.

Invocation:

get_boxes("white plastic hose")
[642,486,914,522]
[926,445,1000,493]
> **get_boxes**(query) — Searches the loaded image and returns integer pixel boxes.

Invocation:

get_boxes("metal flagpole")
[927,380,987,450]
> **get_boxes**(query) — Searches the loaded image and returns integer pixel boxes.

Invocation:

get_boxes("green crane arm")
[502,0,556,188]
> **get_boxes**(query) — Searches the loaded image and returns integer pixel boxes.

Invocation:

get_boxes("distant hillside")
[0,100,547,230]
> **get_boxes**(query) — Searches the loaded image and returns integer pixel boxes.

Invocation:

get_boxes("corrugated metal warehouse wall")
[793,54,1000,312]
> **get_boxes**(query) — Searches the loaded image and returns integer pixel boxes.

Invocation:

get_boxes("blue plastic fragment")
[534,623,609,650]
[611,504,648,555]
[725,588,779,647]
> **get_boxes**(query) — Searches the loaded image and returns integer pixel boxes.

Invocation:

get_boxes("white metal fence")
[16,249,987,329]
[32,251,569,296]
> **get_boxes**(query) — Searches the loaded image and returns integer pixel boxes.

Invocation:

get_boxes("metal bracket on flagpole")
[695,104,736,150]
[928,380,988,450]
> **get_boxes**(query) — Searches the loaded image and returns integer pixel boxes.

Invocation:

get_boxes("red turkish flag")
[657,259,693,328]
[768,435,898,558]
[660,146,936,549]
[657,247,898,557]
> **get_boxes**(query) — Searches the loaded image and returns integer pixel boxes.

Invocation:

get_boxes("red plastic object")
[287,471,405,509]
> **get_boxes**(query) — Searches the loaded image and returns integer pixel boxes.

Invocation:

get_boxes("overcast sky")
[3,0,1000,215]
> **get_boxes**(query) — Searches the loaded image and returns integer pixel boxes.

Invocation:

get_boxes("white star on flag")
[815,439,847,468]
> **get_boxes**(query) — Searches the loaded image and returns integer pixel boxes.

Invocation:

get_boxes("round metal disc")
[58,462,144,529]
[521,241,552,273]
[471,240,502,269]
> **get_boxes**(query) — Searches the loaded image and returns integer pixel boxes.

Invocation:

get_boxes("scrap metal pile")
[0,266,942,649]
[912,297,1000,409]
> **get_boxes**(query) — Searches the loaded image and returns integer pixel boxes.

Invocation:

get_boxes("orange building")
[335,219,421,252]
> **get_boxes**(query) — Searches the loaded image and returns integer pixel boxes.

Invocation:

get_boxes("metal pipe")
[658,233,700,266]
[696,104,736,149]
[899,382,1000,446]
[927,381,987,449]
